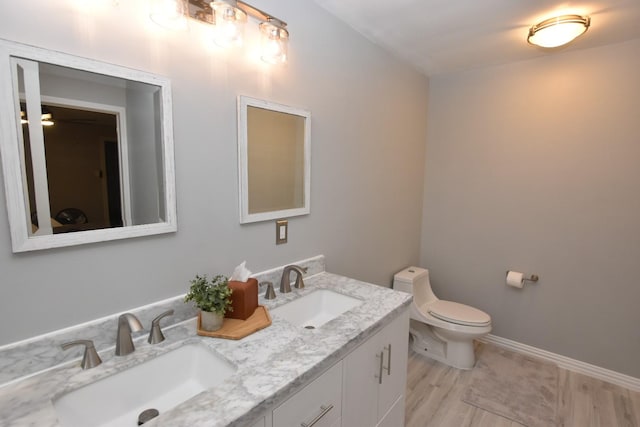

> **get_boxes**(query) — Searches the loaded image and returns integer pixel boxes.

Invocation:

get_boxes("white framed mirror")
[0,39,177,252]
[237,96,311,224]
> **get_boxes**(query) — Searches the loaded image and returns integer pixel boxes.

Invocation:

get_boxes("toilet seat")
[427,300,491,327]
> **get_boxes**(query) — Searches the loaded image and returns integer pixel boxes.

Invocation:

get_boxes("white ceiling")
[312,0,640,76]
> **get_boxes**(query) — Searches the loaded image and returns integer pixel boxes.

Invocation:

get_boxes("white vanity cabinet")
[244,307,409,427]
[342,309,410,427]
[273,361,343,427]
[248,417,267,427]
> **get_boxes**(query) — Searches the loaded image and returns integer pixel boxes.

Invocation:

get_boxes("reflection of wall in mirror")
[40,63,127,107]
[31,66,124,231]
[40,65,164,225]
[247,107,305,214]
[34,63,163,228]
[126,82,163,225]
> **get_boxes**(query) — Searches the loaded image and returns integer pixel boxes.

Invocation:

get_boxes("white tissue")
[230,261,252,282]
[506,271,525,289]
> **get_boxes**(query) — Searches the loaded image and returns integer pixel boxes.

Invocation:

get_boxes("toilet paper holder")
[505,271,539,283]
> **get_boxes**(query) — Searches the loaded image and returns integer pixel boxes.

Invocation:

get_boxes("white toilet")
[393,266,491,369]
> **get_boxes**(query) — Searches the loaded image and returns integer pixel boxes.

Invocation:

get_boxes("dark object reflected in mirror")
[0,39,177,252]
[54,208,88,233]
[55,208,88,225]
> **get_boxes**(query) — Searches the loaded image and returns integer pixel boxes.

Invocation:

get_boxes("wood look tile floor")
[405,342,640,427]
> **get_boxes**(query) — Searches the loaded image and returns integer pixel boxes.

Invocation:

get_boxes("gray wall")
[421,39,640,378]
[0,0,428,345]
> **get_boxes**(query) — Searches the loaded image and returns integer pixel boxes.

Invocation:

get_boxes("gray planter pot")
[200,310,224,331]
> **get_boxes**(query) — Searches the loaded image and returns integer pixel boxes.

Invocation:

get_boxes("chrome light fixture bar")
[149,0,289,63]
[528,14,590,48]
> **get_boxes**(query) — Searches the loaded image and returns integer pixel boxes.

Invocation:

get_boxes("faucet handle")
[61,339,102,370]
[148,309,174,344]
[294,274,305,289]
[294,265,308,289]
[262,281,276,299]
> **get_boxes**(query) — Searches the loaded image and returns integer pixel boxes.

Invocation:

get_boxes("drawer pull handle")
[301,404,334,427]
[385,344,392,376]
[375,350,384,384]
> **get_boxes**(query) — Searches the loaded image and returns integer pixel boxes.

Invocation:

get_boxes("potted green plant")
[184,274,233,332]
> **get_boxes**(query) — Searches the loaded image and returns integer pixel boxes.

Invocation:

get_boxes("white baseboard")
[480,334,640,392]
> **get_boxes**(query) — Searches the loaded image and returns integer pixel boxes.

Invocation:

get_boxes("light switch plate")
[276,220,288,245]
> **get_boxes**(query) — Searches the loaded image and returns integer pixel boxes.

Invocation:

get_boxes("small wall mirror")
[237,96,311,224]
[0,40,177,252]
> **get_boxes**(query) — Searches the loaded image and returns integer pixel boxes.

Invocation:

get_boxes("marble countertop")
[0,271,412,427]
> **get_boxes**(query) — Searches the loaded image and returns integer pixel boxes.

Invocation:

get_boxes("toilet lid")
[427,300,491,327]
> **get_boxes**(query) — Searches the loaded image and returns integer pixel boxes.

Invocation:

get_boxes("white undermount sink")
[53,343,236,427]
[271,289,363,329]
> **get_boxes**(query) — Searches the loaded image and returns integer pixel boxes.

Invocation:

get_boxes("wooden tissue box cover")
[226,278,258,320]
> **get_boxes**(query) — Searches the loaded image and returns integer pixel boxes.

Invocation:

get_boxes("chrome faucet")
[115,313,143,356]
[280,265,308,293]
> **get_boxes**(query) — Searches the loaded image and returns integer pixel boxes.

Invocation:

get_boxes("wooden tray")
[196,305,271,340]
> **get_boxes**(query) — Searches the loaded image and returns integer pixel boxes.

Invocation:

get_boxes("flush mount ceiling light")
[20,107,55,126]
[40,109,55,127]
[149,0,289,63]
[528,14,591,48]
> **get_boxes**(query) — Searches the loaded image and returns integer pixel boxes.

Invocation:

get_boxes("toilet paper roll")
[506,271,525,289]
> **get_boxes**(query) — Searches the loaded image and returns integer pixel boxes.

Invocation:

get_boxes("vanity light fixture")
[210,0,247,47]
[259,19,289,64]
[528,14,591,48]
[149,0,289,63]
[149,0,189,31]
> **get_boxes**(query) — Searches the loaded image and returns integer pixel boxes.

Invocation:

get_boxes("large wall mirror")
[237,96,310,224]
[0,39,177,252]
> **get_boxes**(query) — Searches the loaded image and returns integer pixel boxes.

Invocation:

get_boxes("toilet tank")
[393,267,429,294]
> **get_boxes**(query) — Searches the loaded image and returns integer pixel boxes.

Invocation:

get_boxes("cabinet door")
[376,309,409,420]
[247,416,266,427]
[273,361,342,427]
[376,395,404,427]
[342,332,381,427]
[342,308,410,427]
